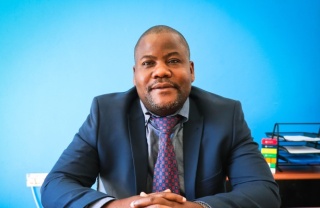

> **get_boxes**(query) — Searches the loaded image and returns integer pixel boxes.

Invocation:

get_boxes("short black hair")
[134,25,190,61]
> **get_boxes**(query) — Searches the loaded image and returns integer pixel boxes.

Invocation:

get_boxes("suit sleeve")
[41,98,111,208]
[197,101,281,208]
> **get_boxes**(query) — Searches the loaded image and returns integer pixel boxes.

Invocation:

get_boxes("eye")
[168,59,180,64]
[142,61,155,67]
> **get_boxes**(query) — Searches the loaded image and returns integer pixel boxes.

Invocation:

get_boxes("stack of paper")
[283,136,320,142]
[281,146,320,154]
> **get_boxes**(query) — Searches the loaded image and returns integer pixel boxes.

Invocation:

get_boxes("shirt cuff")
[87,197,115,208]
[194,201,212,208]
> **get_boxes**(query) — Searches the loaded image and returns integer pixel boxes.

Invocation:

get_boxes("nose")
[152,62,171,79]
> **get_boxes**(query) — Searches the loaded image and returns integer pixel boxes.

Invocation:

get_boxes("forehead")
[135,32,188,59]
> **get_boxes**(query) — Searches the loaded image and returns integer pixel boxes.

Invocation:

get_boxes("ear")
[189,61,195,82]
[133,66,136,85]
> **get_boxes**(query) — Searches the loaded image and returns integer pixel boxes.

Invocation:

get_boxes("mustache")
[147,79,180,92]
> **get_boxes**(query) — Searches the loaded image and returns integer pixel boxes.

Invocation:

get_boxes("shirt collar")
[140,98,190,125]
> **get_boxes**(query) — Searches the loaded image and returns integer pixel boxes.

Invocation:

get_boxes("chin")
[144,92,186,115]
[148,100,181,115]
[153,97,179,108]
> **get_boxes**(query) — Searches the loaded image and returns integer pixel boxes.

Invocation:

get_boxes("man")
[41,25,281,208]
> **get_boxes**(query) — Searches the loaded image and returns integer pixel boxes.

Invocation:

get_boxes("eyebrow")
[139,52,181,61]
[139,55,156,61]
[164,52,181,59]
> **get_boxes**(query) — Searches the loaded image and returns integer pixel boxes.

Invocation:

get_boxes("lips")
[151,82,175,90]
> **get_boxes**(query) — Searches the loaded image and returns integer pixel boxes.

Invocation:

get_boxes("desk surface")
[273,165,320,180]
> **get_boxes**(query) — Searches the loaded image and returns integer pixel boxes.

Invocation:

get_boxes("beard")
[145,91,183,113]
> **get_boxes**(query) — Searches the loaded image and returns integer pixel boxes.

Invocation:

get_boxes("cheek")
[176,73,193,86]
[134,73,148,89]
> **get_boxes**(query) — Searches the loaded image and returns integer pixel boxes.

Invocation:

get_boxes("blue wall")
[0,0,319,206]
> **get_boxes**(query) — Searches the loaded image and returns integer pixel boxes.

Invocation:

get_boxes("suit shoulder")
[189,87,244,124]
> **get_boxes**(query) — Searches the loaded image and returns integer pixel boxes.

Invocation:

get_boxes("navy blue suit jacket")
[41,86,280,208]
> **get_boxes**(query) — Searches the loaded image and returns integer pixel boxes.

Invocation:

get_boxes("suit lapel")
[183,99,203,200]
[128,100,148,194]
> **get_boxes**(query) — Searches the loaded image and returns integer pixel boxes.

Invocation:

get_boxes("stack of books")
[261,138,278,174]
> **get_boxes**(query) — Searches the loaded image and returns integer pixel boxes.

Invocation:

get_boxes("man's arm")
[40,129,110,207]
[196,101,281,207]
[41,98,111,207]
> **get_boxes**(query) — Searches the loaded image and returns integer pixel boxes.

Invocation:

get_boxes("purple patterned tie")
[151,115,181,194]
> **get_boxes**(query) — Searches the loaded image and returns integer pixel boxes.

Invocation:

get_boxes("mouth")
[147,80,180,93]
[151,82,175,90]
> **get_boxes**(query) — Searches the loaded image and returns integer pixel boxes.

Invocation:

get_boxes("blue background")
[0,0,319,207]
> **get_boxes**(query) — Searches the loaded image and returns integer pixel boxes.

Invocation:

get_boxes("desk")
[274,165,320,207]
[274,165,320,180]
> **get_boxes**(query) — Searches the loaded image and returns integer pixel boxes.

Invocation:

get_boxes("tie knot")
[151,115,181,134]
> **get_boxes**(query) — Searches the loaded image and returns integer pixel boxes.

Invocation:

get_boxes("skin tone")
[103,31,201,208]
[133,31,195,117]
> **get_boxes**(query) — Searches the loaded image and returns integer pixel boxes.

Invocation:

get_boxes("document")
[283,135,320,142]
[281,146,320,154]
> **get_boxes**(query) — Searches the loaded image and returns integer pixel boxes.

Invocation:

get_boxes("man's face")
[133,32,195,116]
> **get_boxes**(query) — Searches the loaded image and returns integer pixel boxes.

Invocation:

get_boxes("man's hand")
[103,189,203,208]
[130,189,203,208]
